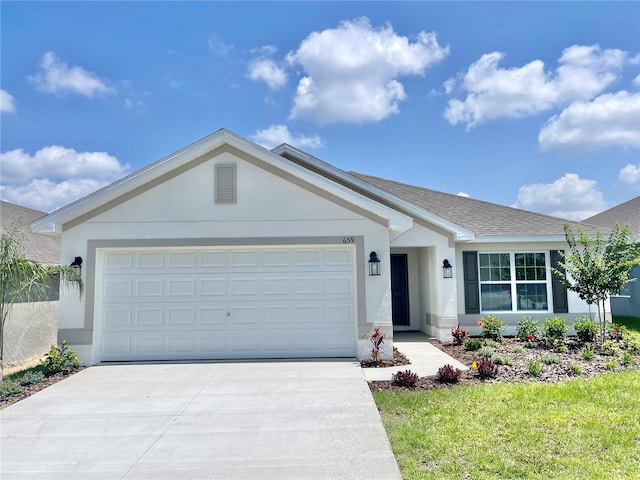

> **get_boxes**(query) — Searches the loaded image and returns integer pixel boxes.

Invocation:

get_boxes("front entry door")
[391,254,410,326]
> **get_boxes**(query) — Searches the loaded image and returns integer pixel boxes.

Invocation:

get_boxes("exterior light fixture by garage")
[368,251,381,276]
[443,259,453,278]
[70,256,83,275]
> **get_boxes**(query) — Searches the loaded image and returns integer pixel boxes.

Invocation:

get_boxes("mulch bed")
[1,367,84,409]
[368,337,640,392]
[3,338,639,405]
[360,347,410,368]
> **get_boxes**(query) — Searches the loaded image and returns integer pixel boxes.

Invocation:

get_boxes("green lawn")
[614,316,640,332]
[374,371,640,479]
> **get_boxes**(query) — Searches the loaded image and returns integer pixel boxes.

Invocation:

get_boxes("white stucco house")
[32,129,601,365]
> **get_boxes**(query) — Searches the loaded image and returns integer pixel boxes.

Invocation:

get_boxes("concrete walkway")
[1,361,401,480]
[363,331,468,381]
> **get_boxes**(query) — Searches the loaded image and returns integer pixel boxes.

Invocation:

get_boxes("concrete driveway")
[1,361,401,480]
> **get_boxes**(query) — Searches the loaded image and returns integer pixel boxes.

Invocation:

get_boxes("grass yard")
[614,316,640,333]
[374,370,640,480]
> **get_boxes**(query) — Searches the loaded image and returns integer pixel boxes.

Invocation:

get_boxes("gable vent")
[215,164,236,204]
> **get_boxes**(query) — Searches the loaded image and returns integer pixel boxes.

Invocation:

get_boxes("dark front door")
[391,254,410,326]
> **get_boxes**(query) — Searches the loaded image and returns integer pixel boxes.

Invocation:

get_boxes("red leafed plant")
[476,358,499,379]
[370,327,385,362]
[450,325,469,345]
[437,364,463,383]
[392,369,419,388]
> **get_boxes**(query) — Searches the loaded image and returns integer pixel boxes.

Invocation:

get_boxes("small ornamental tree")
[0,227,82,382]
[552,223,640,344]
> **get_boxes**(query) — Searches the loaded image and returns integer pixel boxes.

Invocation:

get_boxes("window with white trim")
[479,252,550,312]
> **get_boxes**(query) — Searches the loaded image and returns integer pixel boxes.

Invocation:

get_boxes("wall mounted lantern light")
[443,259,453,278]
[368,251,381,276]
[70,256,83,276]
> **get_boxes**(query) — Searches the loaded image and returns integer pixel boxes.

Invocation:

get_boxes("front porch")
[389,246,458,343]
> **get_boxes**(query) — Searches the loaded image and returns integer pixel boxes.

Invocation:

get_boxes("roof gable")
[32,130,412,235]
[583,196,640,236]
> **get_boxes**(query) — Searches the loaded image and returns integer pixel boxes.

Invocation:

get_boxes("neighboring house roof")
[0,201,61,264]
[349,173,601,239]
[583,196,640,236]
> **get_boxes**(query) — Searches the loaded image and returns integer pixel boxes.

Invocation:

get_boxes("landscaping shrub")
[41,341,80,374]
[19,370,44,386]
[493,355,513,366]
[475,358,499,378]
[527,360,543,377]
[541,354,561,365]
[621,351,634,367]
[543,316,569,344]
[437,364,463,383]
[573,316,599,343]
[482,339,500,348]
[477,347,494,358]
[478,314,505,341]
[570,362,582,375]
[622,331,640,354]
[450,325,469,345]
[0,380,21,399]
[517,316,541,342]
[369,328,385,362]
[600,340,620,357]
[464,339,482,351]
[605,360,618,370]
[512,345,526,355]
[608,323,626,341]
[392,369,419,388]
[581,345,596,360]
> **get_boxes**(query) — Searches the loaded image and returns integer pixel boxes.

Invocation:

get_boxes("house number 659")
[342,236,355,244]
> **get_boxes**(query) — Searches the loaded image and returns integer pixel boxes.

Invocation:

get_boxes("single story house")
[584,196,640,319]
[1,200,60,370]
[32,129,601,364]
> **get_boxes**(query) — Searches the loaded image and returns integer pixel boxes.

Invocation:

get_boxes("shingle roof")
[0,201,61,264]
[350,173,602,237]
[583,196,640,236]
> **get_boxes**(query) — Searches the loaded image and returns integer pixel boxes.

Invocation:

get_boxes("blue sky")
[1,1,639,220]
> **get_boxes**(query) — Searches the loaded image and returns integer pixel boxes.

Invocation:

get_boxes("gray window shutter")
[550,250,568,313]
[215,164,236,204]
[463,251,480,314]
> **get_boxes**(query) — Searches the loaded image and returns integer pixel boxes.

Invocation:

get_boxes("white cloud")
[28,51,114,97]
[0,145,130,212]
[247,58,287,90]
[445,45,626,128]
[619,163,640,186]
[208,34,234,57]
[513,173,607,220]
[252,125,324,150]
[634,74,640,87]
[0,178,107,213]
[538,91,640,153]
[457,192,470,198]
[286,17,449,124]
[0,89,16,112]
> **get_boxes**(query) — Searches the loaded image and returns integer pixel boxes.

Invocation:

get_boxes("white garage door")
[99,245,356,361]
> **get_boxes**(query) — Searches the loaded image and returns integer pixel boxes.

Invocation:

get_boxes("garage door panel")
[137,308,163,326]
[201,307,227,324]
[138,252,164,268]
[100,245,356,361]
[105,279,133,299]
[137,279,164,297]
